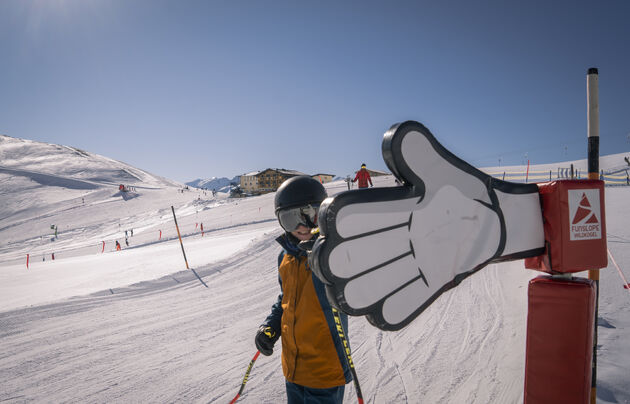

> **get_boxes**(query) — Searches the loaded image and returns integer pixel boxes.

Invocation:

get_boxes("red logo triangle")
[572,206,591,224]
[572,193,599,224]
[579,193,591,208]
[585,213,599,224]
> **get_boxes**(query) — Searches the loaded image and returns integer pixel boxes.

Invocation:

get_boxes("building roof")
[242,171,261,177]
[257,168,307,176]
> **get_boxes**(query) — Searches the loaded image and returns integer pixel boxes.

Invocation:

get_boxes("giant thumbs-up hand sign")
[310,121,546,331]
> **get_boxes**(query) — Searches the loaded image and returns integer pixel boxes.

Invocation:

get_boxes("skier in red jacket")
[352,163,373,188]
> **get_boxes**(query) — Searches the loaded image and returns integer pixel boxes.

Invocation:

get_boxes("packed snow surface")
[1,136,629,403]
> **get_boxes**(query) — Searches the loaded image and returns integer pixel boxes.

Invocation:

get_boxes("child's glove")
[255,325,279,356]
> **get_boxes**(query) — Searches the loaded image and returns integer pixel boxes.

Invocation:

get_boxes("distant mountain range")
[185,177,238,193]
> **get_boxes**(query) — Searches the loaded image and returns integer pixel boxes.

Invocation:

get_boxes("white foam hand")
[310,121,545,330]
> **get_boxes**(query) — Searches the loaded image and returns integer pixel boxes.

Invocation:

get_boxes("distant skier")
[352,163,373,189]
[125,237,129,247]
[116,240,121,251]
[255,176,352,403]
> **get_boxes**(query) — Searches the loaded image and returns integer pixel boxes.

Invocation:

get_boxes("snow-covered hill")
[0,135,180,188]
[0,135,184,227]
[0,137,629,403]
[0,135,205,265]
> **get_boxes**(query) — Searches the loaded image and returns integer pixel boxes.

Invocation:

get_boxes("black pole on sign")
[586,67,600,404]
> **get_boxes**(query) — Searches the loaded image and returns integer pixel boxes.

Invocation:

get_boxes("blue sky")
[1,0,629,182]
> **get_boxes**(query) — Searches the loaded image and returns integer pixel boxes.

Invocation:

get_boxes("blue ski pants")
[285,380,345,404]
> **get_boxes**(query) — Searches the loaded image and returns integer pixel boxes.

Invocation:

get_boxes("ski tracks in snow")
[0,232,287,403]
[350,262,530,403]
[366,331,409,403]
[0,230,532,403]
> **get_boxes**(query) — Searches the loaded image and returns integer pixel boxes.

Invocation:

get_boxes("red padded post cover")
[525,180,607,273]
[524,276,596,404]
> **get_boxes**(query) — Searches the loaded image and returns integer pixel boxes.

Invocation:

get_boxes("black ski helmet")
[274,176,327,213]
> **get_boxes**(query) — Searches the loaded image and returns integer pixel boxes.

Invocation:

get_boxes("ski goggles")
[277,204,319,232]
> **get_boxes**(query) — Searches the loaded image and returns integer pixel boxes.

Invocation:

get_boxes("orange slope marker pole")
[171,206,189,270]
[171,206,208,288]
[607,249,630,294]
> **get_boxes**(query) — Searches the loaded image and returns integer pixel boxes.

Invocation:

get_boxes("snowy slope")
[481,151,630,175]
[0,134,195,263]
[481,151,630,185]
[0,134,182,225]
[0,139,629,403]
[0,135,179,188]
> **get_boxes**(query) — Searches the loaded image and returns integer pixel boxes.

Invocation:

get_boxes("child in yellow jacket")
[256,176,352,403]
